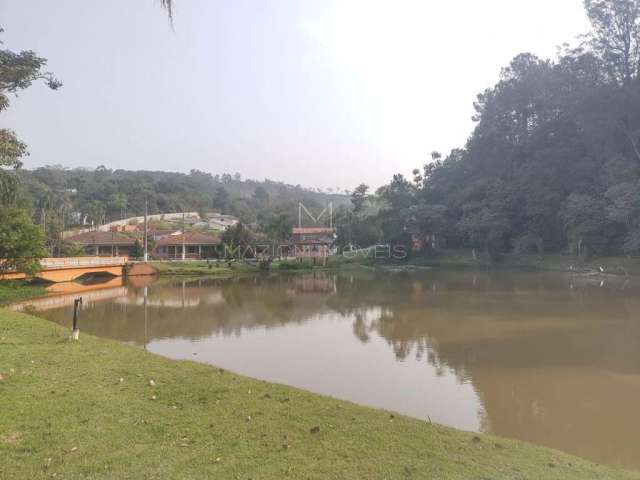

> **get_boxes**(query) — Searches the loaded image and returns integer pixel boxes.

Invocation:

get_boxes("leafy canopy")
[0,208,46,275]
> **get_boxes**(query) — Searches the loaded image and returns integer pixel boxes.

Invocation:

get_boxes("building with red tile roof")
[152,233,220,260]
[66,231,137,257]
[290,227,335,265]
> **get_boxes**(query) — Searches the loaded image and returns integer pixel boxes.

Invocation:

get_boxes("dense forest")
[338,0,640,259]
[15,165,346,226]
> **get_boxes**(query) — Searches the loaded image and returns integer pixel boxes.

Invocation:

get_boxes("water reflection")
[24,270,640,470]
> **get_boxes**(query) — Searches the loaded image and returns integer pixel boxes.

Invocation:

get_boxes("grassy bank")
[149,259,357,277]
[0,281,46,305]
[149,251,640,278]
[149,260,240,276]
[1,310,637,479]
[407,249,640,276]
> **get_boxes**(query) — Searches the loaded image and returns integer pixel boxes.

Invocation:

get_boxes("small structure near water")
[152,233,220,260]
[291,227,335,266]
[66,231,136,257]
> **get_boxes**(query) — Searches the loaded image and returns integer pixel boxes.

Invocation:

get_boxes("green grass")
[0,281,46,305]
[411,249,640,276]
[149,251,640,278]
[150,259,369,275]
[1,310,638,479]
[149,260,246,276]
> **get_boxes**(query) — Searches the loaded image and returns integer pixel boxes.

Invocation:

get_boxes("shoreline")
[2,252,638,306]
[147,252,640,279]
[410,250,640,277]
[1,309,637,479]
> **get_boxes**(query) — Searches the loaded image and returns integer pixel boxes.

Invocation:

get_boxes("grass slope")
[0,281,46,305]
[149,259,342,276]
[1,310,637,480]
[410,249,640,276]
[149,260,238,276]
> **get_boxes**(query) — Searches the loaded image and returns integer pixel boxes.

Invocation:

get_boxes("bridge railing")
[39,256,129,270]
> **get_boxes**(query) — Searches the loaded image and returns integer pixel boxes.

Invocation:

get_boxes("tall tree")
[350,184,369,214]
[584,0,640,86]
[584,0,640,162]
[0,27,61,204]
[0,208,46,274]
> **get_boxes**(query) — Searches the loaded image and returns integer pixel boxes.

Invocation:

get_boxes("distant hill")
[16,166,348,228]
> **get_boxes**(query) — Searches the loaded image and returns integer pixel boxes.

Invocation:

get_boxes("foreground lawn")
[1,310,638,480]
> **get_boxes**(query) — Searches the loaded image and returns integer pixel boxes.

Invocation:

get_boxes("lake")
[18,269,640,470]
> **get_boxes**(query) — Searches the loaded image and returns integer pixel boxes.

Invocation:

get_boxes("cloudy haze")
[2,0,589,191]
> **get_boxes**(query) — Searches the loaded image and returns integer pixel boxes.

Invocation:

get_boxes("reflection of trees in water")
[328,271,640,375]
[329,271,640,467]
[42,270,640,375]
[42,274,340,344]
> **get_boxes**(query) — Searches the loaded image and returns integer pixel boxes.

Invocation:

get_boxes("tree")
[606,180,640,253]
[350,184,369,214]
[409,202,449,252]
[264,213,292,242]
[584,1,640,162]
[0,27,61,204]
[584,0,640,86]
[221,223,253,259]
[86,201,106,227]
[213,186,230,213]
[0,208,47,275]
[252,185,269,204]
[377,175,416,249]
[131,239,144,259]
[560,194,615,257]
[108,192,128,219]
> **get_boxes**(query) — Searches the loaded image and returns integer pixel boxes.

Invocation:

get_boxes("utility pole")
[182,210,186,261]
[329,202,333,229]
[143,286,148,350]
[60,207,65,245]
[143,199,148,262]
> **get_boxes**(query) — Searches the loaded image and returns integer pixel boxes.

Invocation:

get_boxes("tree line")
[336,0,640,260]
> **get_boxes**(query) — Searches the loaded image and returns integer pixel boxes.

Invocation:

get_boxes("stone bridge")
[1,257,129,283]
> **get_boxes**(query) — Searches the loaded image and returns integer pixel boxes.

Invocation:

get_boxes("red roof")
[66,231,136,246]
[154,233,220,246]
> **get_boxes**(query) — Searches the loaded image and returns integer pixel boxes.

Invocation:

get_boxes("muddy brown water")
[20,270,640,470]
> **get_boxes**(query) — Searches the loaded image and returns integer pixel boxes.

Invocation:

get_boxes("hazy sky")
[2,0,590,191]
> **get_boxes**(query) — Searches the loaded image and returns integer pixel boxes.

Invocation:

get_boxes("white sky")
[1,0,590,191]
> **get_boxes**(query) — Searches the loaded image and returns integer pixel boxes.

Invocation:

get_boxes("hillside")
[15,166,347,230]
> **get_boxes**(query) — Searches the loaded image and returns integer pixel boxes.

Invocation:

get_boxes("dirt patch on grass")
[1,431,23,444]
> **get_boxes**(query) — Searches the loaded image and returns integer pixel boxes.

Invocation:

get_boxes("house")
[66,231,137,257]
[204,213,239,231]
[152,233,220,260]
[290,227,335,266]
